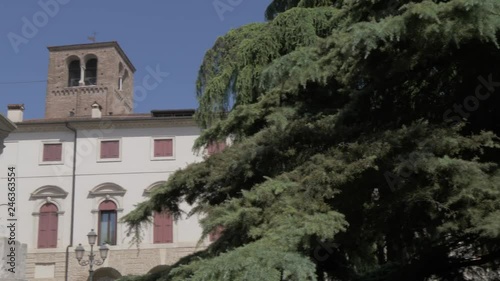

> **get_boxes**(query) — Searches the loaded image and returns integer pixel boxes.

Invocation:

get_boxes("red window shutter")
[219,142,227,152]
[99,200,117,211]
[43,144,51,161]
[210,226,224,242]
[38,213,48,248]
[165,140,173,157]
[154,211,173,243]
[110,141,119,158]
[47,212,58,247]
[52,144,62,161]
[165,212,173,243]
[207,142,226,156]
[43,144,62,162]
[207,143,215,155]
[101,141,119,159]
[38,204,58,248]
[100,142,109,158]
[154,140,165,157]
[154,139,173,157]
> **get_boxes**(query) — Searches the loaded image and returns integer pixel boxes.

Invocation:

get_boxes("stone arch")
[30,185,67,213]
[33,198,64,214]
[89,182,125,214]
[66,55,80,65]
[83,53,98,64]
[90,267,122,281]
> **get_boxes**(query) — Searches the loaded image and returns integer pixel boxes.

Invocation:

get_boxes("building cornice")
[0,114,16,131]
[0,114,16,154]
[13,116,198,132]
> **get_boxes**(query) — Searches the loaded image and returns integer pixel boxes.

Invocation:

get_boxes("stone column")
[80,65,86,86]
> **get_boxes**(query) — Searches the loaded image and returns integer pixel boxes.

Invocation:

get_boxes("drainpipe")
[64,122,77,281]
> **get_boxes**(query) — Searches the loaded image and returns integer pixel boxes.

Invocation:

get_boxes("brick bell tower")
[45,42,136,119]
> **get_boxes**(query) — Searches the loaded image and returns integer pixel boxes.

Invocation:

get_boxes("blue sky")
[0,0,270,119]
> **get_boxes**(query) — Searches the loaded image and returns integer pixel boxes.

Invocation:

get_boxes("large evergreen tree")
[121,1,500,280]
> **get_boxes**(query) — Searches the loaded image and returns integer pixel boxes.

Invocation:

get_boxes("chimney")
[91,102,102,118]
[7,104,24,122]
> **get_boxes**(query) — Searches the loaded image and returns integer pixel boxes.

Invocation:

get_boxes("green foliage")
[121,0,500,280]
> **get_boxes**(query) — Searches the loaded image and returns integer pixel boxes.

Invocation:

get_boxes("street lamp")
[75,229,109,281]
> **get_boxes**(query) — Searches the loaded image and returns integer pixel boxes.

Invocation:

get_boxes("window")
[153,139,173,158]
[151,138,175,160]
[123,70,129,84]
[68,60,81,87]
[153,211,173,243]
[99,140,120,160]
[120,70,129,91]
[85,58,97,85]
[207,141,226,156]
[38,204,58,248]
[99,201,117,245]
[42,143,62,163]
[209,226,224,242]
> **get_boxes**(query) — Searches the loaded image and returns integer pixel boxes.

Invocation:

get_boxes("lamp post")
[75,229,109,281]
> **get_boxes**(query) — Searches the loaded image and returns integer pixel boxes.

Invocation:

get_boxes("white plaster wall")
[1,125,208,255]
[0,131,74,251]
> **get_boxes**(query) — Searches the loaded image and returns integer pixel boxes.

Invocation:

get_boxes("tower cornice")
[47,41,136,72]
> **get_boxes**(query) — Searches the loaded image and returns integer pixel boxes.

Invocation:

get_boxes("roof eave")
[0,114,17,132]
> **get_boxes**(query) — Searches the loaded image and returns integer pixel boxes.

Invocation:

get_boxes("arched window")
[120,70,129,91]
[99,200,117,245]
[85,58,98,86]
[38,203,58,248]
[153,211,173,243]
[68,60,81,87]
[207,141,227,156]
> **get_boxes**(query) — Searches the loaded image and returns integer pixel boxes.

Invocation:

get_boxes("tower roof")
[47,41,136,72]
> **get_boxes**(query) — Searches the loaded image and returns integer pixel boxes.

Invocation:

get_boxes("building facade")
[0,42,214,281]
[0,113,16,154]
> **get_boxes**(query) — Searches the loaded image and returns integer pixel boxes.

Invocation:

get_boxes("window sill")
[97,158,122,163]
[36,247,58,251]
[39,161,64,166]
[64,85,99,89]
[151,157,175,161]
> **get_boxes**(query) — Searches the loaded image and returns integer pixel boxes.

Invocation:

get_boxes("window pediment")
[89,183,126,197]
[144,181,166,196]
[30,186,68,200]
